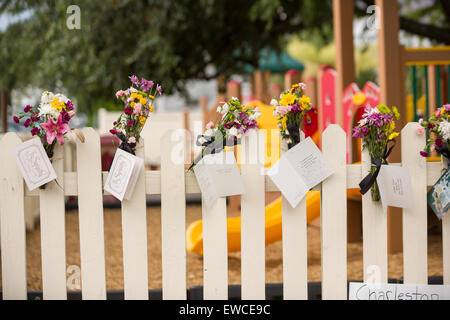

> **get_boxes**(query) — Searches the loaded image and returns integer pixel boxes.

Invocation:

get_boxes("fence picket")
[76,128,107,299]
[321,125,347,299]
[0,133,27,300]
[202,150,228,300]
[361,144,388,283]
[121,140,149,300]
[282,132,308,300]
[401,123,428,284]
[39,143,67,299]
[443,158,450,285]
[161,130,187,300]
[240,129,266,300]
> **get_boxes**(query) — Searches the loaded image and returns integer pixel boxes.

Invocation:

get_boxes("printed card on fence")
[13,137,57,191]
[427,168,450,220]
[104,148,144,201]
[376,165,414,211]
[267,137,334,208]
[193,151,245,209]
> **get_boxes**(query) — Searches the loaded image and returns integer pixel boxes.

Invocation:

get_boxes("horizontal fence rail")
[0,123,449,300]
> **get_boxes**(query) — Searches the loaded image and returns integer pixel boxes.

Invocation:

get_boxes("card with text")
[267,137,334,208]
[427,168,450,220]
[193,152,245,209]
[13,137,57,191]
[104,148,144,201]
[376,165,414,211]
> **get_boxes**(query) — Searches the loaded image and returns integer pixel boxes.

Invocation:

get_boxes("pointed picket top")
[322,124,346,141]
[0,132,27,300]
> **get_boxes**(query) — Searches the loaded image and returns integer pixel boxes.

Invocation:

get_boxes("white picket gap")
[0,133,27,300]
[121,140,149,300]
[76,128,107,299]
[161,130,187,300]
[361,143,388,284]
[240,129,266,300]
[401,123,428,284]
[39,143,67,300]
[321,125,347,300]
[281,132,308,300]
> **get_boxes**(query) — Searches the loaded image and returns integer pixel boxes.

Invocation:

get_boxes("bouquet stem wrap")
[359,139,396,201]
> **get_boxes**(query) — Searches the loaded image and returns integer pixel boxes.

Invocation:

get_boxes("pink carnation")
[206,121,214,130]
[416,126,425,136]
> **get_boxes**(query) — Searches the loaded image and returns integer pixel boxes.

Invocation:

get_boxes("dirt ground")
[0,204,444,291]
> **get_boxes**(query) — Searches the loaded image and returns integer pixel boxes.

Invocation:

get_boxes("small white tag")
[13,137,57,191]
[104,148,144,201]
[349,282,450,300]
[193,152,245,209]
[268,137,334,208]
[376,165,414,210]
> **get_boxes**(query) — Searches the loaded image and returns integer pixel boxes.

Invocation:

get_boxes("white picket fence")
[0,123,449,300]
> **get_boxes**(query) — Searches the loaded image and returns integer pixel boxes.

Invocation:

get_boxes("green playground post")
[412,66,418,121]
[448,65,450,104]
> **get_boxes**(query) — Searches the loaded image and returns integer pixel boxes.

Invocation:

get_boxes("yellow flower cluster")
[130,93,148,107]
[51,98,66,112]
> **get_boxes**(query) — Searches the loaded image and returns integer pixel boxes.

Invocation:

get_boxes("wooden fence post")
[0,133,27,299]
[321,125,347,299]
[161,130,187,300]
[121,139,149,300]
[76,128,107,299]
[240,129,265,300]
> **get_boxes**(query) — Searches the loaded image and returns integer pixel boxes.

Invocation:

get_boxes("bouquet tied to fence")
[189,97,261,170]
[13,91,82,189]
[352,104,400,201]
[418,104,450,166]
[109,75,162,155]
[271,83,316,149]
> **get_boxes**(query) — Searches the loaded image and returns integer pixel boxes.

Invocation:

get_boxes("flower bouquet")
[418,104,450,165]
[188,97,261,170]
[352,104,400,201]
[109,75,162,155]
[271,83,316,149]
[13,91,80,189]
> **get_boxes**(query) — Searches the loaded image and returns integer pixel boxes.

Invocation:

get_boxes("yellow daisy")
[280,93,296,106]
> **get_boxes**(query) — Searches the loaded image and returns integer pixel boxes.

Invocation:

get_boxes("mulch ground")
[0,205,444,291]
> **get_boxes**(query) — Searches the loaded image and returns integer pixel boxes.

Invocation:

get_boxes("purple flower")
[61,111,71,124]
[109,129,118,135]
[444,104,450,112]
[140,78,154,92]
[239,112,246,120]
[290,105,301,114]
[124,107,133,115]
[352,128,363,139]
[420,151,429,157]
[24,105,32,113]
[306,121,313,126]
[428,123,435,129]
[66,100,74,111]
[31,127,40,136]
[24,118,31,128]
[435,138,444,148]
[127,120,135,127]
[13,116,20,124]
[31,113,40,122]
[360,126,369,135]
[157,84,162,96]
[129,75,140,86]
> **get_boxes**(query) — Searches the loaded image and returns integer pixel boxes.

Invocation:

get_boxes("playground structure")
[1,0,450,300]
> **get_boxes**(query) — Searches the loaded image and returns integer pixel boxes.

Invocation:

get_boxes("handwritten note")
[193,152,244,209]
[13,137,57,191]
[104,148,144,201]
[376,165,414,211]
[349,282,450,300]
[267,137,334,208]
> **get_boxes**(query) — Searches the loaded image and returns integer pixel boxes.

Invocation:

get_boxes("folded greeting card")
[268,137,334,208]
[427,168,450,220]
[376,165,414,211]
[104,148,144,201]
[13,137,57,191]
[193,151,245,209]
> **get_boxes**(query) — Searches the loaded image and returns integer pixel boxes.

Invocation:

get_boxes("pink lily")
[40,114,71,145]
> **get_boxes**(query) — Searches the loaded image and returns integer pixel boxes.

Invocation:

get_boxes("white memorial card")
[268,137,334,208]
[13,137,57,191]
[376,165,414,211]
[193,151,245,209]
[104,148,144,201]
